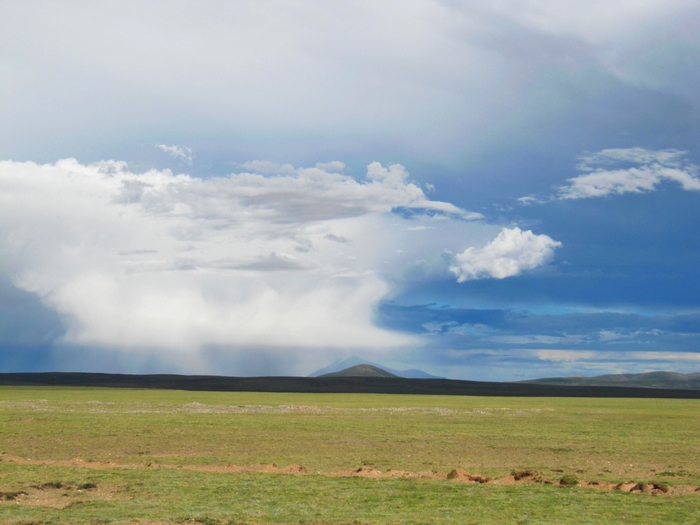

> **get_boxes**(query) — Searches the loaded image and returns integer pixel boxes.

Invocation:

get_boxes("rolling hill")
[521,371,700,390]
[317,364,399,378]
[309,355,442,378]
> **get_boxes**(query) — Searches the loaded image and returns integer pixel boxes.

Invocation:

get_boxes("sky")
[1,0,700,380]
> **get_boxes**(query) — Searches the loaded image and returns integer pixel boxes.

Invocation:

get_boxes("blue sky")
[1,1,700,380]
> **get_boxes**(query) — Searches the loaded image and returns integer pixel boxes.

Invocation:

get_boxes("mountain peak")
[318,364,399,378]
[309,356,442,379]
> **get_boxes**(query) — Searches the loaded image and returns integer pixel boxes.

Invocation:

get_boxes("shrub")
[559,474,579,487]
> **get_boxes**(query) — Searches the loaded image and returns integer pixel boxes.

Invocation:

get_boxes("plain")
[0,386,699,524]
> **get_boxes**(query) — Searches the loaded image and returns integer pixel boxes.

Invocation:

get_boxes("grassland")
[1,386,699,524]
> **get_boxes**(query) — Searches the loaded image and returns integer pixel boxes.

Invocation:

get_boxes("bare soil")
[0,480,124,509]
[2,454,698,498]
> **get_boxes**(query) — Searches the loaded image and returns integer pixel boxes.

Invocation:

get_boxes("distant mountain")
[309,355,442,379]
[521,371,700,390]
[318,364,399,378]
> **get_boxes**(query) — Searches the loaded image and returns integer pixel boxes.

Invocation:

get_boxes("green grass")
[1,463,699,525]
[1,386,699,524]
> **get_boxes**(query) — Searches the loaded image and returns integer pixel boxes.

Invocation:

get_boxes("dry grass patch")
[0,481,125,509]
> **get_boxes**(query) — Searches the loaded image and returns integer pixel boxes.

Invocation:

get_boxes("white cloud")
[598,330,627,342]
[0,158,495,358]
[239,160,295,175]
[156,143,193,165]
[628,351,700,362]
[489,334,585,345]
[516,196,540,205]
[533,350,598,362]
[426,348,700,381]
[315,161,345,173]
[576,148,688,169]
[450,227,561,282]
[533,349,700,365]
[557,148,700,200]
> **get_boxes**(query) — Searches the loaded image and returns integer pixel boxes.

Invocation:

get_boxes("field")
[0,387,699,524]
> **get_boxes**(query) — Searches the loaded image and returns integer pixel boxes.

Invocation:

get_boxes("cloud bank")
[3,1,698,168]
[378,303,700,380]
[0,158,540,360]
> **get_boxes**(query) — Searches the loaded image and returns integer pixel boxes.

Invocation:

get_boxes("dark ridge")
[319,364,399,378]
[1,372,700,398]
[521,370,700,390]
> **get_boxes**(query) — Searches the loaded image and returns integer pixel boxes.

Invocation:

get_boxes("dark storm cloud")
[0,275,65,347]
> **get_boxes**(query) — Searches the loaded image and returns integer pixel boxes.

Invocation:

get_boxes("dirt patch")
[2,454,138,470]
[0,482,124,509]
[351,467,382,477]
[177,463,309,475]
[333,467,383,478]
[497,470,553,486]
[280,464,307,474]
[0,491,28,501]
[622,482,670,495]
[614,480,638,492]
[512,470,539,481]
[2,455,697,496]
[580,480,614,490]
[446,469,491,483]
[332,467,442,479]
[0,400,554,417]
[667,485,700,495]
